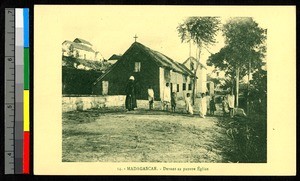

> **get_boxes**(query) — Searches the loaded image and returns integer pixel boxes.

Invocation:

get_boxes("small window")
[183,83,186,91]
[188,84,192,90]
[177,84,180,92]
[134,62,141,72]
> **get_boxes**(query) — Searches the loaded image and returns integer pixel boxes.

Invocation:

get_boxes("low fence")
[62,94,188,112]
[62,95,126,112]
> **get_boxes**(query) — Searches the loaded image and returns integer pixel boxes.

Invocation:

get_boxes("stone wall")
[62,95,126,112]
[62,95,188,112]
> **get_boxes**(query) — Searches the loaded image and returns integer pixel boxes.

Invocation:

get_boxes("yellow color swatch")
[24,90,30,131]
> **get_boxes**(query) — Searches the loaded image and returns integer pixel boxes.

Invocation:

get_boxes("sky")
[60,6,268,67]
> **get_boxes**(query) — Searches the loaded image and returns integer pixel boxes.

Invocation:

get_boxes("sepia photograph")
[34,5,295,175]
[61,9,267,163]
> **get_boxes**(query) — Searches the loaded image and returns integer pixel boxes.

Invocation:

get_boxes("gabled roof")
[133,42,194,76]
[73,38,93,46]
[94,42,194,85]
[108,54,122,60]
[63,40,95,52]
[183,56,207,70]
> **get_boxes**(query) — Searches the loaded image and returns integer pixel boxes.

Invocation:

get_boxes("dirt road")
[62,108,236,163]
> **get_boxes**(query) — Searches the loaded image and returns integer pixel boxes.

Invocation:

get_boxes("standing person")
[222,96,229,116]
[209,96,217,116]
[125,76,137,111]
[161,83,171,111]
[227,91,235,118]
[199,93,205,118]
[199,93,207,118]
[206,92,211,116]
[201,93,207,117]
[148,85,154,110]
[171,92,177,112]
[185,93,193,115]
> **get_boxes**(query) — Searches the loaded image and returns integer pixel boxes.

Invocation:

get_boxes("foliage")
[207,17,266,80]
[62,56,111,72]
[177,17,220,104]
[248,68,267,114]
[208,77,221,86]
[217,115,267,163]
[177,17,221,48]
[249,68,267,100]
[62,67,102,94]
[219,78,234,91]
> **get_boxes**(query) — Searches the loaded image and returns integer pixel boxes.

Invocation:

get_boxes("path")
[62,107,234,163]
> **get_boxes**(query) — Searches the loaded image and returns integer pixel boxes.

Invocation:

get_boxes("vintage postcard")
[34,5,296,175]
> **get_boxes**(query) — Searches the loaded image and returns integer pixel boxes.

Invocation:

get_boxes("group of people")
[148,82,218,118]
[125,76,235,118]
[184,92,217,118]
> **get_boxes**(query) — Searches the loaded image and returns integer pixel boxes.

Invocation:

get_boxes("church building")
[93,42,195,100]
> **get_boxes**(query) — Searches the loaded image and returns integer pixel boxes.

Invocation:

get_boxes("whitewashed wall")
[62,42,97,61]
[62,95,126,112]
[62,95,187,112]
[76,49,95,61]
[196,67,207,95]
[159,68,192,100]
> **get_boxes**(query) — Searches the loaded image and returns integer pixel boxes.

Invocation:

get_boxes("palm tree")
[177,17,220,104]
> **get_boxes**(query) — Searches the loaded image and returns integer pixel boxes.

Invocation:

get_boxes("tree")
[249,68,267,114]
[177,17,220,104]
[207,17,266,107]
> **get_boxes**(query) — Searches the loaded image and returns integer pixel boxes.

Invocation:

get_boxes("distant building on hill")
[62,38,103,61]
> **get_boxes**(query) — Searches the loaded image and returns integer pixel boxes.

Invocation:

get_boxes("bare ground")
[62,107,237,163]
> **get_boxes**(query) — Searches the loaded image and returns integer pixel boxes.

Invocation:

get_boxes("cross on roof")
[133,34,138,42]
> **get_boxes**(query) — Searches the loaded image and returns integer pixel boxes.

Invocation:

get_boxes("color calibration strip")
[16,7,30,174]
[23,8,30,174]
[4,8,30,174]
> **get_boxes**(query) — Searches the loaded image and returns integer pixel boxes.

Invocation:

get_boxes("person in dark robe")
[209,96,217,116]
[125,76,137,111]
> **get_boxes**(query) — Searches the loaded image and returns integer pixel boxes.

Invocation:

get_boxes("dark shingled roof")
[63,40,95,52]
[94,42,194,85]
[108,54,122,60]
[134,42,194,76]
[73,38,93,46]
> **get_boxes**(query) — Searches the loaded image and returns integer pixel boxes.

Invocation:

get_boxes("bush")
[219,114,267,163]
[62,67,102,95]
